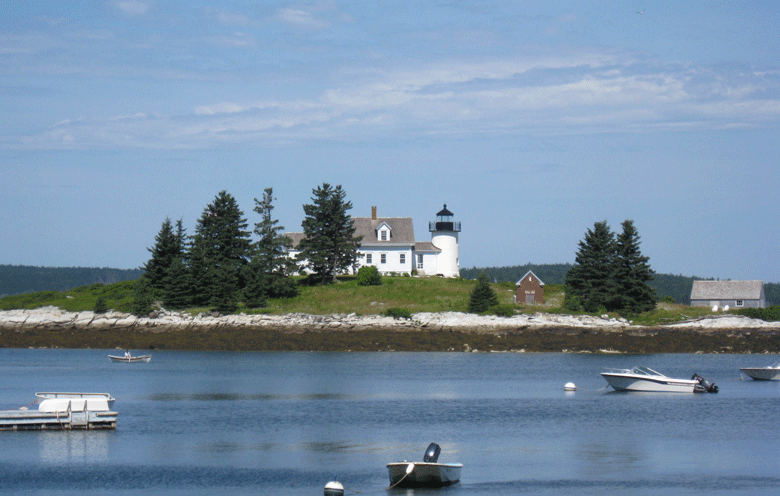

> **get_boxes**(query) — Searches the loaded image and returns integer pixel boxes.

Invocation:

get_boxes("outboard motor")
[423,443,441,463]
[691,373,719,393]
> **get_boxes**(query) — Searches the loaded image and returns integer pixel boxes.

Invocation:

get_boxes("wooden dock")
[0,392,118,431]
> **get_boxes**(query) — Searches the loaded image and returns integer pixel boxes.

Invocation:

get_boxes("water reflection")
[38,431,111,463]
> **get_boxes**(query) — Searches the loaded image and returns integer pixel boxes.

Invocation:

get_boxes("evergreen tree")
[243,187,298,307]
[565,221,616,312]
[188,191,251,312]
[162,256,190,309]
[143,217,183,291]
[468,272,499,313]
[297,183,362,284]
[131,276,155,316]
[610,220,656,313]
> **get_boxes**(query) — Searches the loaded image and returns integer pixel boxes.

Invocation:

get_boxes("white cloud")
[277,8,330,29]
[114,1,149,16]
[4,49,779,150]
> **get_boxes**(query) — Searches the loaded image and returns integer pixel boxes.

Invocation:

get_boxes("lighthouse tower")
[429,204,460,278]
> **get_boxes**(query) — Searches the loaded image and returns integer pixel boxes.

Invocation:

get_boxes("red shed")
[515,270,545,305]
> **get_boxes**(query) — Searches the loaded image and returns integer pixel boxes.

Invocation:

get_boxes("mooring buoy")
[324,480,344,496]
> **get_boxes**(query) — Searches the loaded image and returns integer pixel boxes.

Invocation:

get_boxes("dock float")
[0,392,118,431]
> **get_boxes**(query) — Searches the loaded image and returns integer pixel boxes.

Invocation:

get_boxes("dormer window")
[376,222,392,242]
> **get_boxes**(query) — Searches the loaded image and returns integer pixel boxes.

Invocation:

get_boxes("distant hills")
[2,263,778,307]
[0,264,143,298]
[461,264,780,306]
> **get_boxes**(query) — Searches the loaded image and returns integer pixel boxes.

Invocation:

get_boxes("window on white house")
[400,254,405,264]
[380,230,387,241]
[366,254,372,264]
[381,254,386,264]
[736,300,744,307]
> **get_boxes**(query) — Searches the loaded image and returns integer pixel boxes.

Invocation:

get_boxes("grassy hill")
[0,276,735,327]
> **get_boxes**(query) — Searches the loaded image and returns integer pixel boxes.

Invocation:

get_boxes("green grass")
[0,281,135,313]
[0,277,742,326]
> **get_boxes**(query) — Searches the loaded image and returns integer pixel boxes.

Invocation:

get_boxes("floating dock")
[0,392,118,431]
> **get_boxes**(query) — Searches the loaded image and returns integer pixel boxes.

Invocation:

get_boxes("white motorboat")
[740,362,780,381]
[0,392,118,430]
[601,366,718,393]
[387,443,462,488]
[108,353,151,363]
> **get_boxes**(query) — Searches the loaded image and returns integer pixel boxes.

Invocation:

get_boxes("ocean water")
[0,349,779,495]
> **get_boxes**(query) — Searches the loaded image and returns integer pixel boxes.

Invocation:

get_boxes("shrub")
[383,307,412,320]
[563,294,583,312]
[660,295,676,304]
[356,266,382,286]
[736,305,780,321]
[94,296,108,314]
[488,304,515,317]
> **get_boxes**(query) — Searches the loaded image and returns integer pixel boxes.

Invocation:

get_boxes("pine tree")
[468,272,499,313]
[188,191,251,312]
[244,187,298,307]
[297,183,362,284]
[162,256,190,309]
[131,276,155,316]
[565,221,616,312]
[610,220,656,314]
[143,218,182,291]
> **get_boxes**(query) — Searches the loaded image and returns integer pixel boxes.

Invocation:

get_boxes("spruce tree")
[188,191,251,312]
[298,183,362,284]
[162,256,190,309]
[565,221,616,312]
[131,276,155,316]
[610,220,656,314]
[244,187,298,307]
[468,272,499,313]
[143,217,182,291]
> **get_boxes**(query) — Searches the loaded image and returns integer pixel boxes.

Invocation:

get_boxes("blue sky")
[1,1,778,282]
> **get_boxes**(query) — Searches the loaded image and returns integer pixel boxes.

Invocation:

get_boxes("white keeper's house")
[285,204,461,277]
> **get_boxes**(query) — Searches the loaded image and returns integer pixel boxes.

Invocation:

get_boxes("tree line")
[134,184,361,315]
[0,265,143,298]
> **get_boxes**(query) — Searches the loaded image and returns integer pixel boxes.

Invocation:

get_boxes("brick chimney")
[371,206,377,220]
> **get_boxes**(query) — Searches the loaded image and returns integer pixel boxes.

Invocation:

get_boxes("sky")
[1,1,779,283]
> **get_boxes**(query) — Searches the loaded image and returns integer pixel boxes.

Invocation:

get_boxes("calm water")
[1,349,779,495]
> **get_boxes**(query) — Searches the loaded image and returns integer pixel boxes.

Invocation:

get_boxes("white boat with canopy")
[740,362,780,381]
[601,366,718,393]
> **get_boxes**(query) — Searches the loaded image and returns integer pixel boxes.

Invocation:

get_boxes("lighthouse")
[429,204,460,278]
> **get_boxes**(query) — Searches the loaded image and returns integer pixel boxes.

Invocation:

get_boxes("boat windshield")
[630,366,664,377]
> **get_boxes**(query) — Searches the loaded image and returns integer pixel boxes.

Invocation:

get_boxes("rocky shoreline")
[2,306,780,353]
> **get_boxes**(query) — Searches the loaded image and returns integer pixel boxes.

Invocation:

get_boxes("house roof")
[690,280,764,300]
[353,216,415,245]
[284,232,306,249]
[284,216,416,249]
[516,270,545,286]
[414,241,441,252]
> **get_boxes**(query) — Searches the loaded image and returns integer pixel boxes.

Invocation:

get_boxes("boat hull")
[387,462,462,488]
[108,355,151,363]
[740,368,780,381]
[601,373,699,393]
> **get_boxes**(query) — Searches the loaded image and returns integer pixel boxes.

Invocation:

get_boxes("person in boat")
[124,350,131,359]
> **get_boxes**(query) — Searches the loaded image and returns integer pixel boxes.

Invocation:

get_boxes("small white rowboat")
[108,354,151,363]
